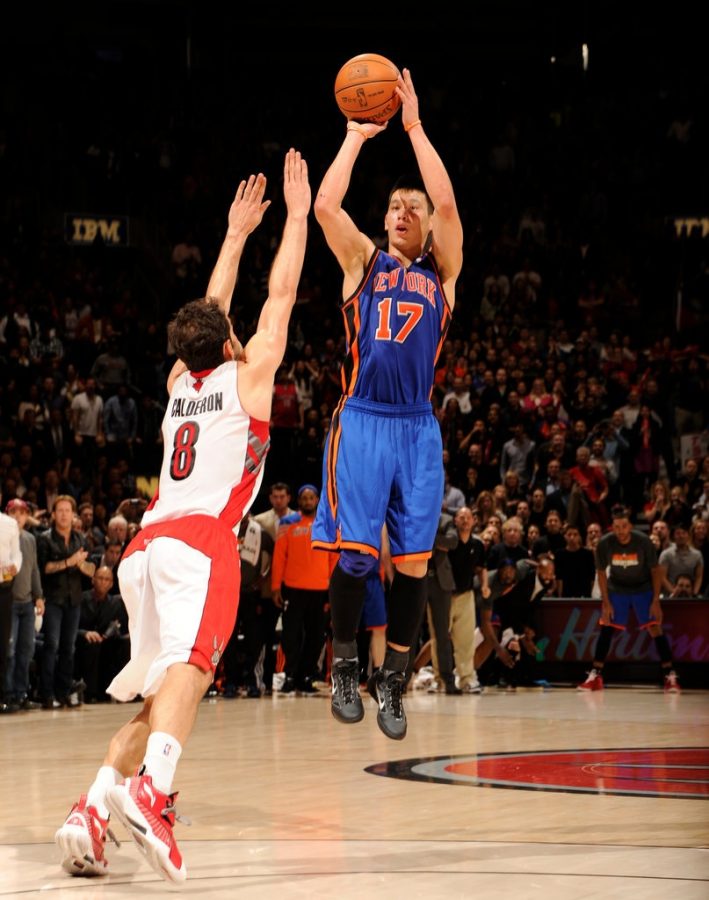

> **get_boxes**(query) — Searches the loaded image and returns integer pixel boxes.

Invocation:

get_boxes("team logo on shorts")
[366,747,709,799]
[211,636,225,667]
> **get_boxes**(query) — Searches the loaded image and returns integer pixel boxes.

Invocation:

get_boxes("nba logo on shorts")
[211,635,225,667]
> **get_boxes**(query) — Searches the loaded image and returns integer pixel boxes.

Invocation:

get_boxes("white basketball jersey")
[141,361,269,532]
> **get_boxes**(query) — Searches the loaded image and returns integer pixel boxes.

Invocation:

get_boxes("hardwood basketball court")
[1,686,707,898]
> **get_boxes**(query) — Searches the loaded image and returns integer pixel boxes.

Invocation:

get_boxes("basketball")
[334,53,401,125]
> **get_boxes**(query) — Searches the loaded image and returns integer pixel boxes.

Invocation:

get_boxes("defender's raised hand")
[227,173,271,238]
[283,148,311,218]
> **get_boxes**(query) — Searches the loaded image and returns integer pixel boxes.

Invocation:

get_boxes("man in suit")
[424,507,460,693]
[45,408,72,469]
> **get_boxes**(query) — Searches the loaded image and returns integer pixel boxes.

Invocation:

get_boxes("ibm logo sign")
[65,214,129,246]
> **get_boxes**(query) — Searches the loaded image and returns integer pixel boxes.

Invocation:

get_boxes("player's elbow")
[314,195,339,224]
[435,197,460,222]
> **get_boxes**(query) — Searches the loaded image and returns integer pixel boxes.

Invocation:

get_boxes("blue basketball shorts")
[360,573,387,630]
[600,589,657,630]
[311,397,443,563]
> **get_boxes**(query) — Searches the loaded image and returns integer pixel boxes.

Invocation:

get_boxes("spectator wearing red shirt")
[570,446,609,528]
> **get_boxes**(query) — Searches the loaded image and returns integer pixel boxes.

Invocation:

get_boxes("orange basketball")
[334,53,401,125]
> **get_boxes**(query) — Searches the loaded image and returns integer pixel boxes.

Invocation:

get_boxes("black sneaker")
[367,668,407,740]
[280,676,297,694]
[298,678,318,696]
[331,659,364,724]
[19,696,41,710]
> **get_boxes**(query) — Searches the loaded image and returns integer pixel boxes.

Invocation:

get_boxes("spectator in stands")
[75,566,129,703]
[643,480,671,525]
[487,517,528,569]
[474,490,496,532]
[425,507,460,694]
[91,539,123,576]
[103,384,137,463]
[662,485,692,531]
[531,510,565,558]
[4,498,43,710]
[689,520,708,595]
[527,487,549,531]
[570,445,609,527]
[500,422,535,489]
[671,575,695,598]
[629,404,663,511]
[0,489,23,714]
[443,470,465,516]
[659,525,703,597]
[70,378,104,474]
[90,338,131,391]
[37,496,95,708]
[446,507,486,693]
[272,485,331,694]
[222,514,275,697]
[651,520,672,553]
[555,525,595,597]
[78,503,105,552]
[45,408,72,469]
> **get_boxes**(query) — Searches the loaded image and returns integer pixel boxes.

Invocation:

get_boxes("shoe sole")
[331,698,364,724]
[55,825,107,876]
[105,786,186,883]
[366,679,407,741]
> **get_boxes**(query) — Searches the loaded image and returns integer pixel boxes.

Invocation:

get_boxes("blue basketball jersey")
[339,249,451,404]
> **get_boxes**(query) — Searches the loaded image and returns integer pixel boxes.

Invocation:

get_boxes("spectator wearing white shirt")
[0,488,23,713]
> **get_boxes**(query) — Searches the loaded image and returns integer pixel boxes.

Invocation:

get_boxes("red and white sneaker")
[577,669,604,691]
[55,794,119,876]
[664,670,681,693]
[106,771,187,883]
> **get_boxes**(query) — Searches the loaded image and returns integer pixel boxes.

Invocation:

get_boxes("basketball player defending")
[55,150,310,882]
[312,69,463,739]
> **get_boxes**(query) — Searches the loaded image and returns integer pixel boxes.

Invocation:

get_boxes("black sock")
[386,570,427,649]
[593,625,614,665]
[654,633,673,666]
[329,564,367,657]
[383,647,409,673]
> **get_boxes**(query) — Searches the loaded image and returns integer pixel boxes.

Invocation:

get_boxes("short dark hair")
[270,482,291,495]
[388,174,433,214]
[167,300,230,372]
[611,504,631,520]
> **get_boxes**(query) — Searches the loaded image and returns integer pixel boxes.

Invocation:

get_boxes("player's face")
[53,500,75,530]
[499,565,516,586]
[539,562,555,588]
[298,490,319,514]
[612,517,633,543]
[385,190,431,253]
[271,490,290,513]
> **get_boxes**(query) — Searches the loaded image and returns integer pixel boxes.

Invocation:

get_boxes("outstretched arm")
[167,175,270,391]
[206,174,271,314]
[238,149,311,419]
[313,122,383,293]
[397,68,463,288]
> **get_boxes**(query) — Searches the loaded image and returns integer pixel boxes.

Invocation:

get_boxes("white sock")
[87,766,122,819]
[141,732,182,794]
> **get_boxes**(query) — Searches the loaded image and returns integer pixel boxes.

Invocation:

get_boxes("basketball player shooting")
[311,68,463,739]
[55,149,311,883]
